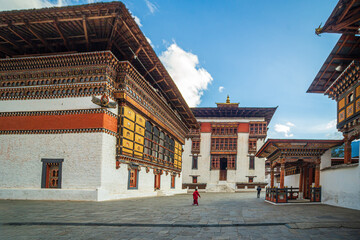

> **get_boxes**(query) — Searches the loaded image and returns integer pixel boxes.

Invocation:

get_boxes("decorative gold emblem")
[91,93,117,108]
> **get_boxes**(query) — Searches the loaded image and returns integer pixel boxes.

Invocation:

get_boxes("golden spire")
[226,95,230,103]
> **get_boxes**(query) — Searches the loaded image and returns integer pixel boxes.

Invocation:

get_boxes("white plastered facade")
[0,98,185,201]
[182,117,267,192]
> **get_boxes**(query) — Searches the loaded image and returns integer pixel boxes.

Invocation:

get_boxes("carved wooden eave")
[307,34,360,94]
[0,2,198,130]
[256,139,344,167]
[317,0,360,35]
[325,60,360,100]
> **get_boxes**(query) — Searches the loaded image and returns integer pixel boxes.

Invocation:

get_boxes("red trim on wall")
[200,122,211,132]
[238,123,249,133]
[0,112,118,133]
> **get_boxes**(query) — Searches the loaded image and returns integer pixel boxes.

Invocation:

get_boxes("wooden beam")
[0,44,15,56]
[336,0,356,24]
[334,10,360,31]
[0,34,21,50]
[26,23,54,52]
[144,65,158,77]
[155,78,165,84]
[8,25,36,49]
[82,16,90,51]
[0,14,118,28]
[113,41,128,58]
[107,17,119,50]
[53,19,70,50]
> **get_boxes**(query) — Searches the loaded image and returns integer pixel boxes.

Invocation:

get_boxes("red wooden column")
[299,167,303,193]
[315,158,321,187]
[344,134,352,164]
[280,160,285,188]
[270,166,274,187]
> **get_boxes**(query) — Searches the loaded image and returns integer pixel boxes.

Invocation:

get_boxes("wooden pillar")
[303,166,308,198]
[270,166,274,187]
[308,166,313,190]
[280,160,285,188]
[315,158,321,187]
[299,167,303,192]
[344,134,352,164]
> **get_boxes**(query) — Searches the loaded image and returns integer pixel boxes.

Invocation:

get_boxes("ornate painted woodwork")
[118,104,183,172]
[0,2,198,130]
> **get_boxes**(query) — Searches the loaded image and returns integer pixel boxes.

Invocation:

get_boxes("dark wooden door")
[219,158,227,180]
[219,170,227,180]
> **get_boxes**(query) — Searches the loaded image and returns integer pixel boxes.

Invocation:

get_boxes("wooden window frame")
[248,177,254,183]
[192,176,198,183]
[249,156,255,170]
[128,168,139,189]
[192,155,198,169]
[41,159,64,189]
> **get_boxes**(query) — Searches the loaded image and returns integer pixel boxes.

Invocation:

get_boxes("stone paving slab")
[1,192,360,239]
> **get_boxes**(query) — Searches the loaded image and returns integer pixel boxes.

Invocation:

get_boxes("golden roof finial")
[226,95,230,104]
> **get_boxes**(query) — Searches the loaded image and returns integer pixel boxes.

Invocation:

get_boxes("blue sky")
[1,0,344,139]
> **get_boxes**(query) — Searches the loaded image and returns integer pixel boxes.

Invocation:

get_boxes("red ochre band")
[0,112,118,133]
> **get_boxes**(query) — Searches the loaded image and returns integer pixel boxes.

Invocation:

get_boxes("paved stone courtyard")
[1,192,360,239]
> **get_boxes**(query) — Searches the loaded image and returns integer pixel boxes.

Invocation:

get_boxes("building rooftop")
[191,96,277,124]
[0,2,198,128]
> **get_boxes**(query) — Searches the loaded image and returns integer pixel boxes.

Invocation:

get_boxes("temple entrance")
[219,158,227,181]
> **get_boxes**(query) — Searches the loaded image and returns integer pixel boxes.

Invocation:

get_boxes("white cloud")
[325,119,337,129]
[0,0,52,10]
[286,122,295,127]
[144,0,157,14]
[160,43,213,107]
[128,10,142,27]
[219,86,224,93]
[133,15,142,27]
[0,0,73,11]
[146,36,154,48]
[274,122,295,137]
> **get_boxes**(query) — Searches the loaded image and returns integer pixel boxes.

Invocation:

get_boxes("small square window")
[248,177,254,183]
[41,159,63,189]
[192,176,198,183]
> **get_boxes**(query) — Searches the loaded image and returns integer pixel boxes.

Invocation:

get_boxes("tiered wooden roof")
[191,107,277,124]
[256,139,343,165]
[308,0,360,94]
[0,2,198,128]
[317,0,360,35]
[307,34,360,93]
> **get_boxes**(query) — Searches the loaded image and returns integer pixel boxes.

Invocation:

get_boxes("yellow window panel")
[338,98,345,110]
[356,85,360,97]
[135,114,146,127]
[123,118,135,131]
[122,148,133,156]
[134,143,144,153]
[122,139,134,150]
[134,151,143,158]
[134,134,144,144]
[346,104,354,118]
[123,106,135,121]
[338,110,345,122]
[122,128,134,141]
[135,125,145,136]
[356,99,360,113]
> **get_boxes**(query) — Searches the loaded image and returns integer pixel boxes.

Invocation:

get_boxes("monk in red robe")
[192,189,201,206]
